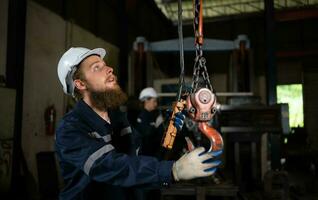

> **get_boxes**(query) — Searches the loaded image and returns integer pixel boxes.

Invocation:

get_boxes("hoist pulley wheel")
[186,88,217,121]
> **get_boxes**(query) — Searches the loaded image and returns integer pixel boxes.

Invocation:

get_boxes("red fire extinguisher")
[44,105,56,135]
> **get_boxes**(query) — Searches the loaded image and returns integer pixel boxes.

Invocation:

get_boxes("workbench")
[161,182,239,200]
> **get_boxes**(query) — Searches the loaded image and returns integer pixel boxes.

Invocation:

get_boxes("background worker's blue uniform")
[135,109,165,158]
[55,100,173,200]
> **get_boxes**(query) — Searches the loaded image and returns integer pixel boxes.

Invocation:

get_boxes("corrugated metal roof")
[154,0,318,23]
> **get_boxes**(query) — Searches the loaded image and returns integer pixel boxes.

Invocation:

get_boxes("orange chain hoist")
[162,0,223,153]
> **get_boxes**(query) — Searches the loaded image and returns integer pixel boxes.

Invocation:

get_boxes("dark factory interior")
[0,0,318,199]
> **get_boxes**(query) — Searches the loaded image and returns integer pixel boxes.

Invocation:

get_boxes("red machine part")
[186,88,217,121]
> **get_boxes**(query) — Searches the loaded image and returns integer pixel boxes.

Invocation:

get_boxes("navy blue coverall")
[55,100,173,200]
[135,109,165,158]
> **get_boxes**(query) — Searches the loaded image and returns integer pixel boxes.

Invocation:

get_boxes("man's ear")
[74,79,86,91]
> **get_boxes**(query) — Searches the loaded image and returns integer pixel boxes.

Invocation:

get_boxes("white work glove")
[172,147,222,181]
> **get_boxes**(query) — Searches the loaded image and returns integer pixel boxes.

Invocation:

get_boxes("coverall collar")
[75,99,111,134]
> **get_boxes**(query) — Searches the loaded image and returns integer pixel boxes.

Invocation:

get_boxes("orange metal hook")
[198,122,223,152]
[185,121,223,152]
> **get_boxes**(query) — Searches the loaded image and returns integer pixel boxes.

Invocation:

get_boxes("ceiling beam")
[275,8,318,22]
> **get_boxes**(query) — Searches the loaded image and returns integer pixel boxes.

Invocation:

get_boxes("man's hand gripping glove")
[172,147,222,181]
[172,111,186,131]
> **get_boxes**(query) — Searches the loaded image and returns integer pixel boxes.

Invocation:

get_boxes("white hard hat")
[139,87,158,101]
[57,47,106,96]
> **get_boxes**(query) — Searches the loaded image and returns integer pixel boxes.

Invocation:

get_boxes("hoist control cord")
[177,0,185,101]
[161,0,186,150]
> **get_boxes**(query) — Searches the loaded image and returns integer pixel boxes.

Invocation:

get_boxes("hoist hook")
[183,0,224,154]
[198,122,223,152]
[185,122,223,153]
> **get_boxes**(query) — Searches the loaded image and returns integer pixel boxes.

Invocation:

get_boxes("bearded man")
[55,47,222,200]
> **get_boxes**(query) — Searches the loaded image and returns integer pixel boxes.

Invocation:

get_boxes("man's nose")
[105,65,113,74]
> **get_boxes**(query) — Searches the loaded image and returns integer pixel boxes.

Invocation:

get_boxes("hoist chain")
[191,55,213,93]
[191,0,213,94]
[164,0,224,154]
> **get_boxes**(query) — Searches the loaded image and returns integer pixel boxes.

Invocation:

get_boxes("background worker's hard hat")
[139,87,158,101]
[57,47,106,96]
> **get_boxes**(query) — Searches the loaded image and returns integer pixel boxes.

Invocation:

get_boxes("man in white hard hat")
[138,87,159,113]
[136,87,165,158]
[136,87,185,200]
[55,47,222,200]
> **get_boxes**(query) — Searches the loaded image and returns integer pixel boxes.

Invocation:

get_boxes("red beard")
[89,85,128,110]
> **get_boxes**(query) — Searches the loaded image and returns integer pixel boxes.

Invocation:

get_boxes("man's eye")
[92,63,106,72]
[93,65,101,71]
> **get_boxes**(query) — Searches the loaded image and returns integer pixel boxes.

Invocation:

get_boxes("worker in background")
[135,87,165,158]
[55,47,222,200]
[134,87,165,200]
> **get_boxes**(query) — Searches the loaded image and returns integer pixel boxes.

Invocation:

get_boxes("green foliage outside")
[277,84,304,128]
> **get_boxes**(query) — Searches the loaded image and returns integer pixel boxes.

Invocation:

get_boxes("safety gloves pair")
[172,147,222,181]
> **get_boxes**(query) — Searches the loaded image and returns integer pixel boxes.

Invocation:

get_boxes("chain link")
[191,0,213,94]
[191,55,213,93]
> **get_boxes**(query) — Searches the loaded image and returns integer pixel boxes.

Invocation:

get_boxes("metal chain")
[191,0,213,94]
[191,55,213,93]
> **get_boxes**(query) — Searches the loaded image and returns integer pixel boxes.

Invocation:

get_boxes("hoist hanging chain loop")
[191,57,213,92]
[193,0,203,51]
[186,0,224,153]
[191,0,213,93]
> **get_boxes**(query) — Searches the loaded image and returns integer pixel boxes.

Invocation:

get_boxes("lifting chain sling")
[187,0,216,122]
[162,0,223,153]
[185,0,223,152]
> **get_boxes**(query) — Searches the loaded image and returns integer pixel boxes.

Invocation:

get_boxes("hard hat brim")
[74,48,106,66]
[139,87,158,101]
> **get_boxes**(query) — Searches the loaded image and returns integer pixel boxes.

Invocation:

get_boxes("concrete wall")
[304,67,318,151]
[22,1,119,198]
[0,0,12,193]
[22,3,66,196]
[0,0,8,78]
[0,88,16,193]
